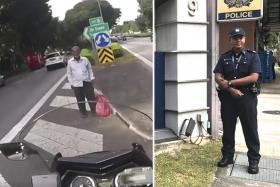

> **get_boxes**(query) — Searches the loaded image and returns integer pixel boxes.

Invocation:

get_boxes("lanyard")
[232,55,242,70]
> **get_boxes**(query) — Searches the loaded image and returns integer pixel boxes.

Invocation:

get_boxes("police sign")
[217,0,263,22]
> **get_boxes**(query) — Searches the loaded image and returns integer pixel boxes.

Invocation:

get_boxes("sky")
[48,0,139,24]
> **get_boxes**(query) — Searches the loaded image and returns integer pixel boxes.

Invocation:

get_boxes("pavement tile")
[231,164,280,184]
[235,154,280,171]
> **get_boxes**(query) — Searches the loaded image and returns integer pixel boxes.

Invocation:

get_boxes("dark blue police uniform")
[214,48,261,163]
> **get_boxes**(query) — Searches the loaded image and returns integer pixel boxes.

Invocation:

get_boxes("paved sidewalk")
[213,66,280,186]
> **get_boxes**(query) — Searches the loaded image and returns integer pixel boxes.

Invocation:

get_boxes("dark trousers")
[218,92,261,162]
[72,81,96,114]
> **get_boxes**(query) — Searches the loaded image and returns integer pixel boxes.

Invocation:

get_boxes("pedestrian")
[213,27,261,174]
[67,46,96,118]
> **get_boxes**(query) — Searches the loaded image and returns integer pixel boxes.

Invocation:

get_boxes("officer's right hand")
[228,88,244,98]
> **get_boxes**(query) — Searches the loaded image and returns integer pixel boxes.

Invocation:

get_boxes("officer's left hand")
[229,88,244,98]
[219,79,229,90]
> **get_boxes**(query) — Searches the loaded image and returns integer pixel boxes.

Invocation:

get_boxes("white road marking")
[62,82,71,89]
[121,45,152,68]
[24,119,103,157]
[50,95,91,111]
[0,74,67,144]
[0,174,11,187]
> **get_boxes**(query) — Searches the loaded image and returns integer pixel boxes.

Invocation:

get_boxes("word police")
[225,11,253,19]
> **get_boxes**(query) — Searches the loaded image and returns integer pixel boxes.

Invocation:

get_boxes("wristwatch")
[228,80,232,87]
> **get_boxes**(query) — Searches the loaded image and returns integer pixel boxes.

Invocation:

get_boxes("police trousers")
[72,81,96,114]
[218,91,261,162]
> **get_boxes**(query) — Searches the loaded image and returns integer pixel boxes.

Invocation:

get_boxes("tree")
[136,0,152,32]
[63,0,121,46]
[111,21,140,34]
[0,0,55,74]
[0,0,55,53]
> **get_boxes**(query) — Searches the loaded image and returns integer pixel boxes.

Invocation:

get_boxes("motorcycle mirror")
[114,167,153,187]
[0,142,29,160]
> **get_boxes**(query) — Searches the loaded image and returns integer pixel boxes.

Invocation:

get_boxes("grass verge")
[155,140,222,187]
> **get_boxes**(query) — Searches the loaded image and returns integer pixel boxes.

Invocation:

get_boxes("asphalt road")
[121,37,153,62]
[0,67,66,139]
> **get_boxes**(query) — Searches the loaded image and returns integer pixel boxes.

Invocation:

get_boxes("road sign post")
[83,18,114,64]
[89,17,103,25]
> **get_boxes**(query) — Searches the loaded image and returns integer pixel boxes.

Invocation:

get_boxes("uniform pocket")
[223,61,234,74]
[239,62,249,73]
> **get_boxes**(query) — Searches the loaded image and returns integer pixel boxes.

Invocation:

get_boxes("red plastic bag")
[95,94,113,117]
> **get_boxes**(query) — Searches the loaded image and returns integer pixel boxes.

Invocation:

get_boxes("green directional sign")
[83,27,90,40]
[86,23,109,39]
[89,17,103,25]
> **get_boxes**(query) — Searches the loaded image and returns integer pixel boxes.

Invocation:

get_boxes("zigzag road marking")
[54,86,151,140]
[0,174,11,187]
[62,83,71,89]
[24,119,103,157]
[50,95,91,111]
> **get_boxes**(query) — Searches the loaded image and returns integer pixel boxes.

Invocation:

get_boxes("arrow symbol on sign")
[96,35,102,45]
[102,34,110,42]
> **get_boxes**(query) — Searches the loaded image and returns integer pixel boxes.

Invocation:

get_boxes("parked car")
[110,35,119,42]
[63,51,72,65]
[116,34,127,41]
[25,52,45,70]
[0,74,5,87]
[45,52,65,71]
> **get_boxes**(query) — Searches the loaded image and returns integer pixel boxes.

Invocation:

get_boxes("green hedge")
[81,49,95,65]
[111,43,124,58]
[125,33,152,38]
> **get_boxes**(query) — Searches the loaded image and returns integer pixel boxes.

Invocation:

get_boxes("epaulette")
[246,49,256,53]
[221,49,232,56]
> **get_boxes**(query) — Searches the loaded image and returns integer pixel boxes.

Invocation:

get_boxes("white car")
[45,52,65,71]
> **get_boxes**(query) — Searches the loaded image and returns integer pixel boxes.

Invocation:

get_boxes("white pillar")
[156,0,209,136]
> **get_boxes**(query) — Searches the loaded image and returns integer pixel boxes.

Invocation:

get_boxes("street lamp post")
[97,0,103,21]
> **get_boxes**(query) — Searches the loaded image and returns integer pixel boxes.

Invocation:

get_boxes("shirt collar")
[231,48,245,56]
[74,57,81,62]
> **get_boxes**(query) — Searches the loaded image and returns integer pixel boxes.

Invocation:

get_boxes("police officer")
[213,27,261,174]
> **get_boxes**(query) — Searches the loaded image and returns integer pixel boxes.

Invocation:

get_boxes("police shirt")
[213,48,261,89]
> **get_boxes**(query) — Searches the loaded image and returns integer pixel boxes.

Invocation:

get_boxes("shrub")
[111,43,124,58]
[81,48,95,65]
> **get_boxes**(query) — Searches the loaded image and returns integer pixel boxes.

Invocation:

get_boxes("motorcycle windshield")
[0,101,153,187]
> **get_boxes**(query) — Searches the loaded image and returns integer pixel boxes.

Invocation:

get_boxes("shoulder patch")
[222,50,232,56]
[246,49,256,53]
